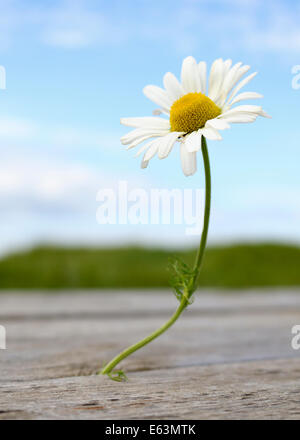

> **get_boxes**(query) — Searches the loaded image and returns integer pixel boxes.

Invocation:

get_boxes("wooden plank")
[1,359,300,420]
[0,290,300,419]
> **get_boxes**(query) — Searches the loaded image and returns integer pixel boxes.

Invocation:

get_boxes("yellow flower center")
[170,92,221,133]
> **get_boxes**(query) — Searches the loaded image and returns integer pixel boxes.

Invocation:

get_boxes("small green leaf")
[97,362,128,382]
[168,256,196,305]
[107,370,128,382]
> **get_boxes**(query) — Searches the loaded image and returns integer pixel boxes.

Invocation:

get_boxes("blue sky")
[0,0,300,255]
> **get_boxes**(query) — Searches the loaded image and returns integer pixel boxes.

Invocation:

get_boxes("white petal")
[163,72,184,102]
[141,159,149,169]
[141,139,160,168]
[180,141,197,176]
[121,128,148,145]
[219,113,258,123]
[126,135,159,150]
[185,131,202,152]
[181,56,201,93]
[121,128,165,145]
[158,132,180,159]
[143,139,160,161]
[223,59,232,76]
[143,85,172,113]
[229,92,263,106]
[221,105,262,117]
[217,62,242,106]
[152,109,169,116]
[226,72,257,104]
[222,62,242,92]
[258,109,272,118]
[230,65,251,92]
[200,126,222,140]
[206,118,230,130]
[208,58,224,102]
[212,59,233,106]
[140,138,161,169]
[121,117,170,130]
[198,61,207,94]
[135,140,156,157]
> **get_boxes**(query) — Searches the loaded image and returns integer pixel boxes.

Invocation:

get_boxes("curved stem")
[101,295,188,376]
[101,136,211,377]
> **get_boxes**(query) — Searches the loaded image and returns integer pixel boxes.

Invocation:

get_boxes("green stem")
[191,136,211,290]
[101,136,211,377]
[101,295,189,376]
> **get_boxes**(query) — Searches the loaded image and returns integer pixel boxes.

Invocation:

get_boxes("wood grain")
[0,289,300,419]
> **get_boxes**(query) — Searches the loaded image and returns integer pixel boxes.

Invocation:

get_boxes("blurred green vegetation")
[0,243,299,289]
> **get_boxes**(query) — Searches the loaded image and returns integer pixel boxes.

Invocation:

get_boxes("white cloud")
[48,125,120,151]
[0,154,98,211]
[0,139,300,257]
[1,0,299,54]
[0,118,37,139]
[44,29,92,49]
[41,0,125,49]
[0,146,153,256]
[0,116,121,153]
[0,0,21,50]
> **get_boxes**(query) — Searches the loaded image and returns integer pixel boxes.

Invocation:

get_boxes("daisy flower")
[101,57,270,381]
[121,56,270,176]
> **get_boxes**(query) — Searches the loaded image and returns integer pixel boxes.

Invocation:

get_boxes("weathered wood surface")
[0,289,300,420]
